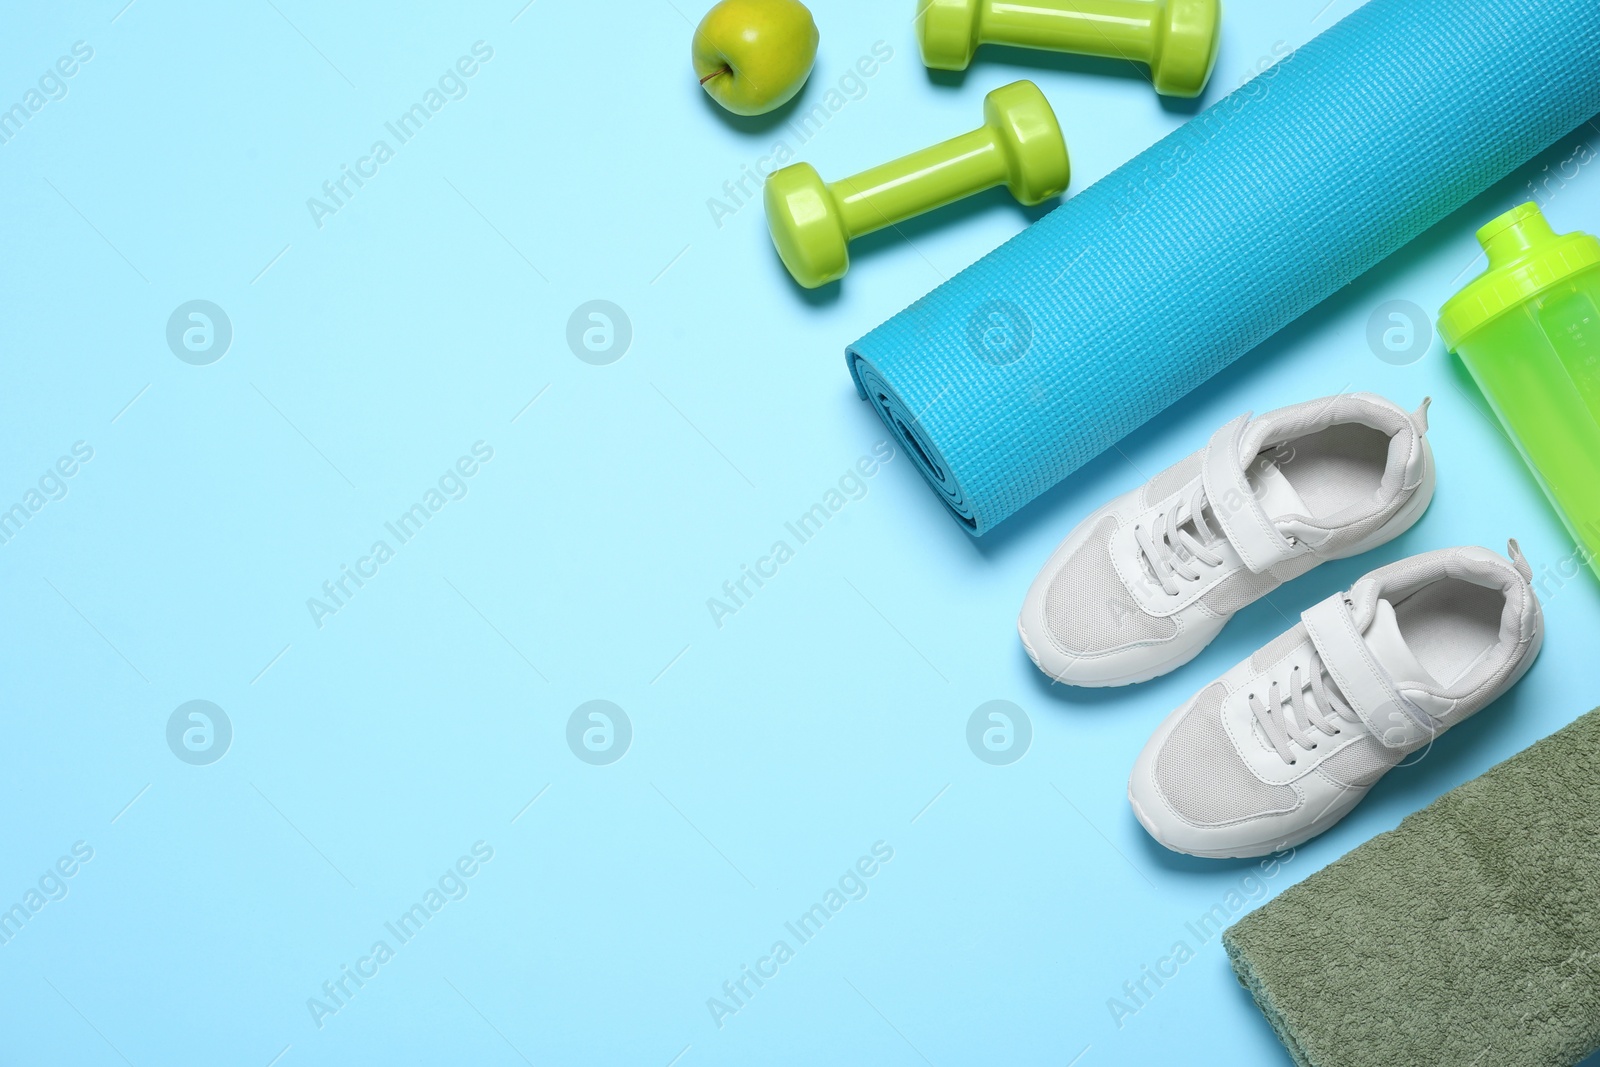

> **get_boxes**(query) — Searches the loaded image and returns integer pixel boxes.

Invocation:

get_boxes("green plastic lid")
[1438,202,1600,350]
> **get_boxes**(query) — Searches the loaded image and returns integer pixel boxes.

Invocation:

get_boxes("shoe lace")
[1134,481,1226,597]
[1249,654,1356,766]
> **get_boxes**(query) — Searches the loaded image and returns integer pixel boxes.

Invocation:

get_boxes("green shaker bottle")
[1439,202,1600,581]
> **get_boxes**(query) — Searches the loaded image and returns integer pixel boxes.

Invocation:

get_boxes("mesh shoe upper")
[1043,516,1177,656]
[1154,683,1301,825]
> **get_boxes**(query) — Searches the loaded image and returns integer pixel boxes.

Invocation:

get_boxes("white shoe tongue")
[1246,459,1309,521]
[1362,599,1438,688]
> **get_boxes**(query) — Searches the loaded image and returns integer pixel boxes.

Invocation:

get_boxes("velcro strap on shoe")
[1201,415,1302,574]
[1301,593,1436,750]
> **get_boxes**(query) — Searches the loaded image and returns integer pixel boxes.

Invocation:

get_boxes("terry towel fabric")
[1222,708,1600,1067]
[845,0,1600,536]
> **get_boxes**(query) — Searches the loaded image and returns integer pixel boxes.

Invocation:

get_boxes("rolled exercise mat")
[1222,707,1600,1067]
[846,0,1600,535]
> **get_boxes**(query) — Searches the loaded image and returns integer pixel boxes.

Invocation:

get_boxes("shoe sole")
[1128,779,1371,859]
[1019,615,1217,688]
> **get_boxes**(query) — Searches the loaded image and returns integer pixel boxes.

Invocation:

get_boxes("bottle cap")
[1438,202,1600,350]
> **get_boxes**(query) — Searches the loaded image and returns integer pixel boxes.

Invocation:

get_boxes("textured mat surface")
[1223,708,1600,1067]
[846,0,1600,535]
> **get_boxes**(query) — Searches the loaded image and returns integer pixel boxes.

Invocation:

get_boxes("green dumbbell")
[917,0,1222,98]
[764,80,1069,289]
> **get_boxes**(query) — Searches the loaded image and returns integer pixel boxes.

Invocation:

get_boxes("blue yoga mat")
[847,0,1600,536]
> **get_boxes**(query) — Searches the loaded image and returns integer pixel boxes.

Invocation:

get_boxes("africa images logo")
[966,700,1032,765]
[566,701,632,766]
[166,300,233,365]
[166,701,232,766]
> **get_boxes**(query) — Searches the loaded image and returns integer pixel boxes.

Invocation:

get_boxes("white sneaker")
[1018,393,1435,687]
[1128,542,1544,859]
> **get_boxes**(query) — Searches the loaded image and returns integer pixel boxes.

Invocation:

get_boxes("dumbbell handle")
[832,126,1008,239]
[978,0,1158,63]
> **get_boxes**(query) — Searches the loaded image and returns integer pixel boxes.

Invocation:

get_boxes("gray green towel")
[1223,708,1600,1067]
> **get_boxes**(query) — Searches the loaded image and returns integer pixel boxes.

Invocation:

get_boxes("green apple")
[693,0,819,117]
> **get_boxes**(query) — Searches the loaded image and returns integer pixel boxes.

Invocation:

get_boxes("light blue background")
[2,1,1598,1064]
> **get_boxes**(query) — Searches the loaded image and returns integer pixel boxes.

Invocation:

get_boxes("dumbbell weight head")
[1151,0,1222,98]
[984,80,1071,206]
[915,0,984,72]
[764,163,851,289]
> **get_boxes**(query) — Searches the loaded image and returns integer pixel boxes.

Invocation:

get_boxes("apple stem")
[699,64,732,86]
